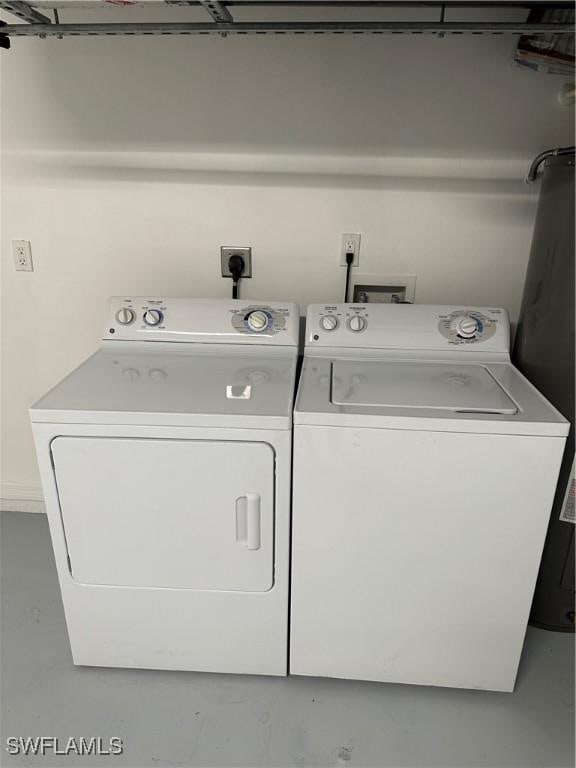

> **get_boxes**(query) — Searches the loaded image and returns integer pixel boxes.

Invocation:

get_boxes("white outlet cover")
[349,273,416,303]
[12,240,34,272]
[340,234,361,267]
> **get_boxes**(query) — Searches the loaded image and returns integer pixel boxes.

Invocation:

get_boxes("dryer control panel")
[307,304,510,354]
[103,298,299,346]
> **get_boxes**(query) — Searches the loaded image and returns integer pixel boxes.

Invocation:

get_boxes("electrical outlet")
[340,234,361,266]
[12,240,33,272]
[221,247,252,278]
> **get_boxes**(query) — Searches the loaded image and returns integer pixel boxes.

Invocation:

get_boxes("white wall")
[1,23,574,509]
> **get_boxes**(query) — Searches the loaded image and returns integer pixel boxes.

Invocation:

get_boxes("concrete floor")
[1,511,574,768]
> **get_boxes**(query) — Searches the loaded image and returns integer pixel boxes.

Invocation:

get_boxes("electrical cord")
[344,252,354,302]
[228,254,245,299]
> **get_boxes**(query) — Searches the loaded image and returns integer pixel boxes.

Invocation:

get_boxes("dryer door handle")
[235,493,261,551]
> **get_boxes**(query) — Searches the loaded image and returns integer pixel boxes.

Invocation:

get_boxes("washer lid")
[331,361,518,414]
[295,358,569,436]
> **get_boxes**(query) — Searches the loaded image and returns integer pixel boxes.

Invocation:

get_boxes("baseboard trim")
[0,482,45,514]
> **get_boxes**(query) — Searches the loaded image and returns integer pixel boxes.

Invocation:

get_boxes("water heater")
[514,149,575,632]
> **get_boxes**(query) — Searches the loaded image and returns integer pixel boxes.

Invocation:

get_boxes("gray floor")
[1,511,574,768]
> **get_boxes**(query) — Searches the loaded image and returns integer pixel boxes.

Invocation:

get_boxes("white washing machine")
[290,303,569,692]
[30,297,299,676]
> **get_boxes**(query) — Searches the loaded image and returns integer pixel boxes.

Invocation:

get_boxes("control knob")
[455,316,479,339]
[320,315,339,331]
[115,308,135,325]
[348,315,366,333]
[143,309,163,327]
[246,310,269,332]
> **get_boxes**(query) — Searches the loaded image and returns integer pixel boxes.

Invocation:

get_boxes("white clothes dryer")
[30,297,299,676]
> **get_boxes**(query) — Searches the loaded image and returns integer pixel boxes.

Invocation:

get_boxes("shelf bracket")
[168,1,233,23]
[199,1,233,23]
[0,0,50,24]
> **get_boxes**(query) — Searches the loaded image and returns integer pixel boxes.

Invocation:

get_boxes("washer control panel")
[307,304,510,354]
[437,310,497,345]
[104,298,299,346]
[316,305,369,338]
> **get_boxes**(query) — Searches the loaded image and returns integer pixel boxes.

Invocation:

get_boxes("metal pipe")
[526,146,576,183]
[3,20,575,36]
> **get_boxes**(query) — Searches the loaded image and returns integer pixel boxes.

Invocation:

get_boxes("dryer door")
[51,437,275,592]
